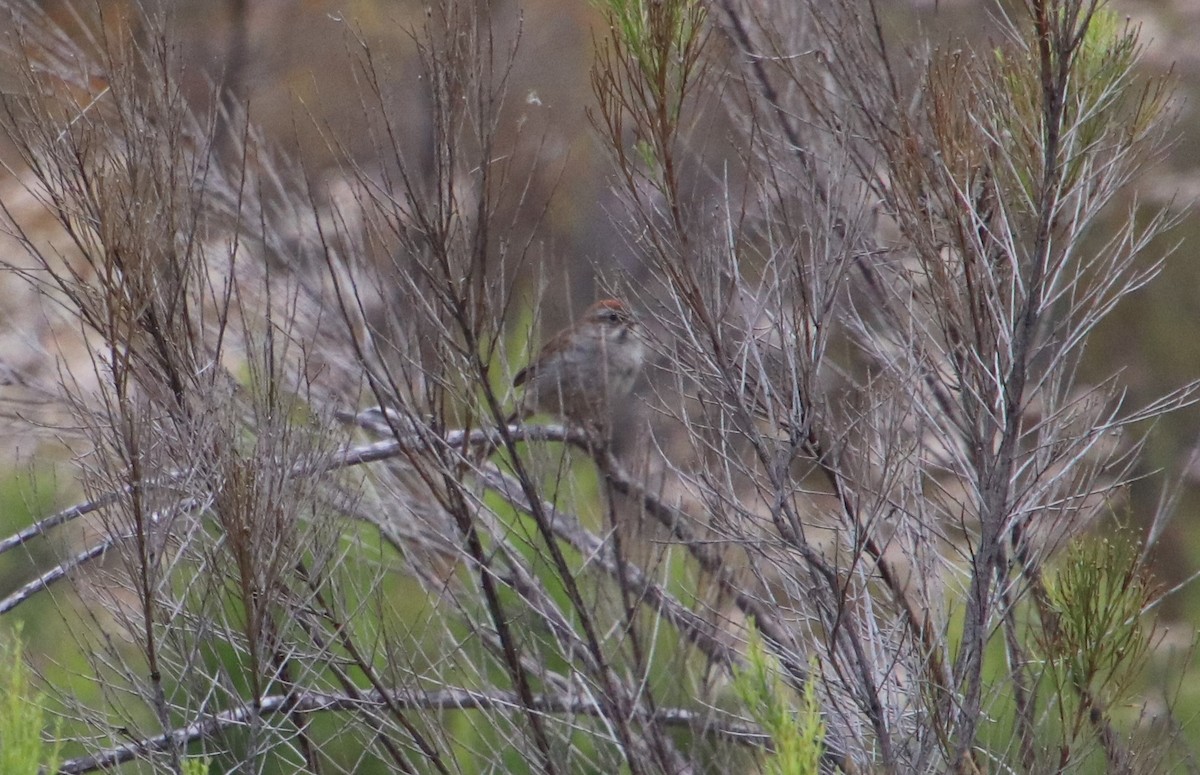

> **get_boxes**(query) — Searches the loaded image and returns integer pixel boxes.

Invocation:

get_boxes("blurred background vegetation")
[0,0,1198,771]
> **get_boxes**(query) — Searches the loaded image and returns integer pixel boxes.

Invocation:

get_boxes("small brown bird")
[513,299,646,425]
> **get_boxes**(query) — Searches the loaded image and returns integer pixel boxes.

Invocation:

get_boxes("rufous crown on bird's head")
[586,298,635,327]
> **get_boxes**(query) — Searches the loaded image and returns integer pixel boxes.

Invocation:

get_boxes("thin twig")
[54,688,769,774]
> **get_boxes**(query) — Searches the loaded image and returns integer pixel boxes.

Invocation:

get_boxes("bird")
[512,298,647,427]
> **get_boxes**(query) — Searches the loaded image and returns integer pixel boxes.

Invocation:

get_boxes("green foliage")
[592,0,706,114]
[1075,5,1125,70]
[0,627,61,775]
[181,757,211,775]
[634,138,659,176]
[590,0,709,201]
[1036,530,1155,740]
[502,301,538,393]
[732,625,825,775]
[1058,8,1164,189]
[990,4,1166,194]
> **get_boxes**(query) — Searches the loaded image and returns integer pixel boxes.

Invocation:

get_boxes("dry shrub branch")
[0,0,1192,773]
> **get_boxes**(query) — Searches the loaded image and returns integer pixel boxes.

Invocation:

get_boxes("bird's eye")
[605,311,620,323]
